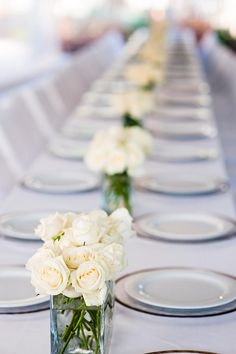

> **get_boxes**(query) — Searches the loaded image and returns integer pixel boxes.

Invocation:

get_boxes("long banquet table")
[0,37,236,354]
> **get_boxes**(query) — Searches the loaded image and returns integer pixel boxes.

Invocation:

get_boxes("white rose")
[63,246,93,269]
[128,127,153,154]
[63,285,81,298]
[98,243,127,278]
[71,260,106,294]
[35,213,67,242]
[114,91,153,117]
[27,252,69,295]
[64,212,77,228]
[126,141,145,173]
[85,145,107,172]
[105,148,127,175]
[70,214,102,246]
[83,285,107,306]
[109,208,135,242]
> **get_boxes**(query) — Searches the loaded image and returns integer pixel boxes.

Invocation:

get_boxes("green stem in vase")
[123,112,142,128]
[103,171,132,214]
[60,307,86,354]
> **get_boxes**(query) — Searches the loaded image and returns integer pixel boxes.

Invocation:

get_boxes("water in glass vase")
[51,281,114,354]
[102,172,132,214]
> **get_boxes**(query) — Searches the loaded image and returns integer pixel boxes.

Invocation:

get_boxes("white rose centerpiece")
[113,89,154,127]
[26,208,134,354]
[85,126,153,213]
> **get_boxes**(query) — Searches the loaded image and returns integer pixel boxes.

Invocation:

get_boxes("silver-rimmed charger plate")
[146,122,216,140]
[22,171,99,194]
[135,212,236,243]
[149,146,218,162]
[116,268,236,317]
[0,266,49,313]
[0,211,62,241]
[134,175,228,196]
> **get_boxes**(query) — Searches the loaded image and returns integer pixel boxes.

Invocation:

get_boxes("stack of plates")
[22,171,99,194]
[0,266,49,313]
[116,268,236,317]
[135,212,236,243]
[135,174,228,196]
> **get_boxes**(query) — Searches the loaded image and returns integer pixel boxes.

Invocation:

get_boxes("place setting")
[0,210,78,242]
[134,173,228,197]
[115,267,236,317]
[21,170,100,194]
[155,92,211,108]
[0,265,49,314]
[145,121,217,140]
[61,114,120,140]
[151,106,212,121]
[134,212,236,243]
[149,144,218,163]
[48,137,88,160]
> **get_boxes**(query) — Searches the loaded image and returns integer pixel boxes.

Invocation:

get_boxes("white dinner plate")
[0,211,56,241]
[0,266,49,313]
[135,175,227,196]
[124,268,236,310]
[49,139,88,160]
[146,121,216,140]
[154,106,211,120]
[23,171,99,194]
[150,145,218,162]
[82,92,115,106]
[157,92,210,107]
[135,213,236,243]
[163,82,210,95]
[75,105,120,120]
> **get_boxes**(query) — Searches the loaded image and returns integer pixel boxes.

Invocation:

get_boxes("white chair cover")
[0,153,16,200]
[0,94,45,170]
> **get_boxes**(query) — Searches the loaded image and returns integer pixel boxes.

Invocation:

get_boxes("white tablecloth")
[0,128,236,354]
[1,40,236,354]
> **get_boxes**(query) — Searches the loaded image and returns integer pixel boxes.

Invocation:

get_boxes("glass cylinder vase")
[102,172,132,214]
[50,281,114,354]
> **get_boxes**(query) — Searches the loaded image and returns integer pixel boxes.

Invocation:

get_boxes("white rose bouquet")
[26,208,134,354]
[125,63,163,90]
[113,90,154,127]
[85,126,153,213]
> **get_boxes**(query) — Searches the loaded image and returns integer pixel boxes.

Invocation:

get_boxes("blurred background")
[0,0,235,91]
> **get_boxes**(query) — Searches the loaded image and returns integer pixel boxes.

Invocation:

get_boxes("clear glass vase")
[102,172,132,214]
[50,281,114,354]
